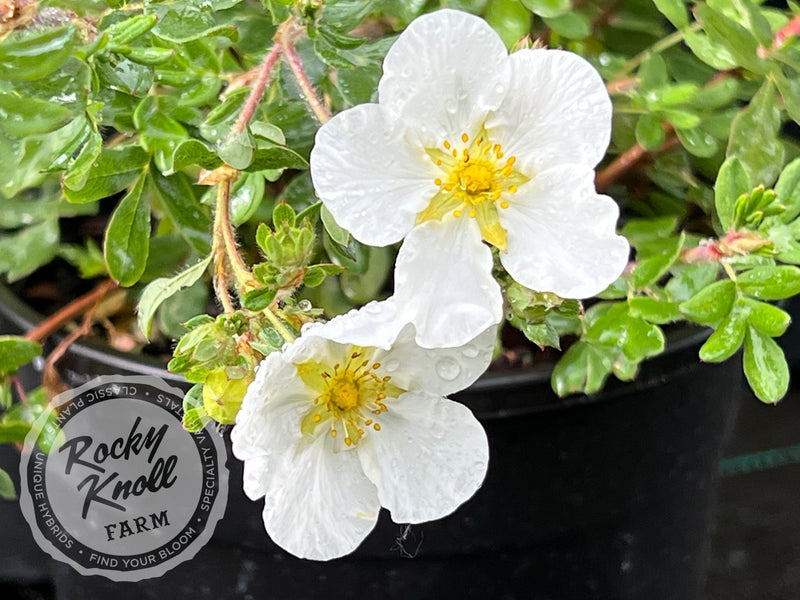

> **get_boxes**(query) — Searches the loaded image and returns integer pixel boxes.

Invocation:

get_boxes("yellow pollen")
[506,156,516,166]
[444,140,451,149]
[469,209,477,218]
[365,419,373,426]
[372,363,381,369]
[508,185,517,193]
[500,201,509,209]
[461,133,469,143]
[382,375,391,382]
[358,428,364,435]
[329,377,359,411]
[453,209,462,217]
[436,159,442,166]
[497,151,504,158]
[477,137,483,145]
[451,149,458,158]
[313,414,321,422]
[330,429,337,437]
[435,178,442,186]
[345,437,352,446]
[457,163,494,194]
[373,423,381,431]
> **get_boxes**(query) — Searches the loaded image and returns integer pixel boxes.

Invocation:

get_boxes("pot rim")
[0,282,713,417]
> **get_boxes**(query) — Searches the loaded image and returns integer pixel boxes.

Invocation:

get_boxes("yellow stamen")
[461,133,469,143]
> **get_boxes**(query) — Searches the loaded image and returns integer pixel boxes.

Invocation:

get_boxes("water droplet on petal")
[462,344,479,358]
[298,299,312,311]
[435,357,461,381]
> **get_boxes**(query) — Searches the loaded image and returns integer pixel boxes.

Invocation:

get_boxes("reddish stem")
[282,41,332,124]
[24,279,118,344]
[595,127,678,193]
[230,44,282,135]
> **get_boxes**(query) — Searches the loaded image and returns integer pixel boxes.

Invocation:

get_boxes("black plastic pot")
[0,284,743,600]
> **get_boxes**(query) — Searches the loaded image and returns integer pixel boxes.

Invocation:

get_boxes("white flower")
[231,300,492,561]
[310,9,629,348]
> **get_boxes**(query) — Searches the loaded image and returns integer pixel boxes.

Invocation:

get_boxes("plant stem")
[613,23,701,80]
[231,44,283,135]
[595,127,678,192]
[24,279,118,344]
[211,176,296,343]
[212,178,239,314]
[282,40,332,124]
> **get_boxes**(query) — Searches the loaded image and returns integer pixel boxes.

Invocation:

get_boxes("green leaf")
[0,336,42,376]
[638,54,667,92]
[543,12,590,39]
[666,263,720,303]
[149,170,212,253]
[106,14,159,47]
[660,109,701,129]
[58,240,107,279]
[520,0,570,18]
[0,92,71,137]
[137,254,213,338]
[635,113,665,151]
[675,127,718,158]
[627,297,683,324]
[152,5,238,43]
[715,156,752,231]
[629,233,685,289]
[695,3,768,74]
[0,26,76,81]
[63,130,103,191]
[744,299,791,337]
[692,77,739,110]
[0,217,59,281]
[653,0,689,28]
[171,139,223,172]
[104,173,150,286]
[273,202,296,227]
[229,173,266,226]
[219,129,255,170]
[737,266,800,299]
[744,325,789,403]
[0,468,15,500]
[727,80,784,187]
[134,96,188,173]
[551,341,617,397]
[484,0,532,47]
[679,279,736,325]
[321,205,350,246]
[241,287,277,311]
[699,300,749,362]
[684,30,738,70]
[776,158,800,223]
[246,144,309,172]
[64,145,149,202]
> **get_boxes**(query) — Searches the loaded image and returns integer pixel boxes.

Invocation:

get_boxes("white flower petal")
[300,299,405,351]
[310,103,436,246]
[499,165,629,298]
[486,49,612,172]
[378,9,509,145]
[359,390,488,524]
[261,434,380,561]
[231,351,308,463]
[393,218,502,348]
[373,322,496,397]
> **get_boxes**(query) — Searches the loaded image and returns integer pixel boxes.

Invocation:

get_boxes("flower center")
[418,130,530,251]
[458,162,494,195]
[297,348,405,448]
